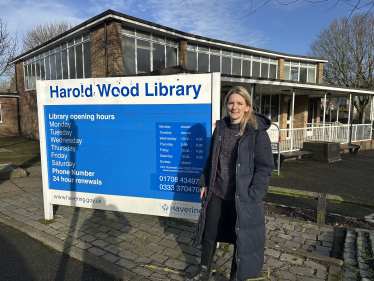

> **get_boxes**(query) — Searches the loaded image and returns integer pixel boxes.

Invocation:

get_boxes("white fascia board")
[221,76,374,95]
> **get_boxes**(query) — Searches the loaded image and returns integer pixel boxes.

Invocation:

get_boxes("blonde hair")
[223,86,257,136]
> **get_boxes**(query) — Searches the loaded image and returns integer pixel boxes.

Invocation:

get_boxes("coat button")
[238,259,240,262]
[237,195,239,199]
[238,164,240,167]
[237,228,239,230]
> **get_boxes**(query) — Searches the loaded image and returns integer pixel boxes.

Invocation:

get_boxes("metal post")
[349,94,355,144]
[291,91,295,151]
[370,97,373,140]
[347,95,351,143]
[317,193,327,224]
[323,94,326,141]
[336,97,340,122]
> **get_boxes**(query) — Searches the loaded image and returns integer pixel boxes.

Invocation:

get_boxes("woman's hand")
[200,187,208,201]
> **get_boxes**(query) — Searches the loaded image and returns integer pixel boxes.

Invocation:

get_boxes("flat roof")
[13,9,328,64]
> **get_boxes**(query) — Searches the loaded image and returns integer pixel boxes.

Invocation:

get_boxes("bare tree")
[22,20,75,52]
[0,19,18,79]
[309,12,374,123]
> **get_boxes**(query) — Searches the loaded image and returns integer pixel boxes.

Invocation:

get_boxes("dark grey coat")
[192,113,275,281]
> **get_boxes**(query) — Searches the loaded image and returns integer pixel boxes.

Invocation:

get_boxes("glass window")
[210,55,220,72]
[187,51,197,71]
[252,61,260,77]
[271,94,279,122]
[40,59,45,80]
[45,56,50,80]
[199,45,209,52]
[243,53,251,59]
[222,49,231,56]
[222,57,231,74]
[252,55,260,61]
[75,35,82,44]
[242,60,251,76]
[261,63,269,78]
[56,52,62,79]
[36,61,41,80]
[269,64,276,79]
[261,94,270,117]
[166,46,177,68]
[284,60,290,65]
[166,37,177,46]
[291,61,299,66]
[137,30,150,39]
[233,51,242,57]
[187,43,197,51]
[300,62,308,66]
[50,54,56,80]
[62,49,68,79]
[232,58,241,75]
[68,39,74,47]
[153,34,165,43]
[300,67,307,82]
[210,47,220,54]
[122,35,135,75]
[137,39,150,73]
[61,43,67,49]
[198,53,209,72]
[83,42,91,78]
[123,26,135,36]
[69,47,76,79]
[153,43,165,71]
[270,58,277,64]
[50,48,55,55]
[284,65,290,80]
[261,56,269,62]
[76,45,83,79]
[55,46,60,52]
[307,68,315,83]
[24,65,29,89]
[290,67,298,81]
[83,33,90,41]
[31,62,36,88]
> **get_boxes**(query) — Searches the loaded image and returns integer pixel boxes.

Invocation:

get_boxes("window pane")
[50,54,56,80]
[307,68,315,83]
[123,26,135,36]
[253,55,260,61]
[62,50,68,79]
[210,55,220,72]
[26,64,30,89]
[232,58,241,75]
[61,43,67,49]
[153,34,165,43]
[222,49,231,56]
[291,61,299,66]
[68,39,74,47]
[36,61,41,80]
[252,61,260,77]
[210,47,220,54]
[243,53,251,59]
[56,52,62,79]
[300,62,308,66]
[40,59,45,80]
[69,47,76,79]
[83,33,90,41]
[198,53,209,72]
[166,46,177,68]
[83,42,91,78]
[122,35,135,75]
[45,57,50,80]
[137,39,150,73]
[222,56,231,74]
[290,66,298,81]
[271,94,279,122]
[76,45,83,79]
[137,30,150,39]
[166,37,177,46]
[269,64,276,79]
[199,45,209,52]
[187,43,197,51]
[270,58,277,64]
[261,63,268,78]
[300,67,307,82]
[153,43,165,71]
[242,60,251,76]
[187,51,197,71]
[75,35,82,44]
[261,94,270,117]
[261,56,269,62]
[32,62,36,88]
[233,51,242,57]
[284,66,290,80]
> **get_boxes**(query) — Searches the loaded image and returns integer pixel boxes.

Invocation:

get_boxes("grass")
[0,136,41,168]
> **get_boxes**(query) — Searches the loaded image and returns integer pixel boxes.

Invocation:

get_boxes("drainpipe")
[323,94,326,141]
[14,64,21,137]
[104,21,108,77]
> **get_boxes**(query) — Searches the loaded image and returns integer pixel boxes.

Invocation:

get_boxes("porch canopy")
[220,75,374,152]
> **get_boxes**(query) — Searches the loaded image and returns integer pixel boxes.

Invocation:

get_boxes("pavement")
[0,166,364,281]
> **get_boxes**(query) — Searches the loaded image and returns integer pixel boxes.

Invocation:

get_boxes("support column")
[178,39,187,68]
[323,94,326,140]
[291,91,295,151]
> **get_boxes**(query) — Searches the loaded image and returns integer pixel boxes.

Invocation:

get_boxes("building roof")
[12,9,328,64]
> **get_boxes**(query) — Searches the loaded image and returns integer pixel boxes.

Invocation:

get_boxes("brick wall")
[277,58,284,80]
[316,63,323,84]
[178,39,187,68]
[91,23,106,78]
[0,97,19,137]
[294,95,309,128]
[16,62,39,139]
[279,94,289,130]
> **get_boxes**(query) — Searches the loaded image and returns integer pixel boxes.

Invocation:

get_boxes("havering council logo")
[161,202,201,216]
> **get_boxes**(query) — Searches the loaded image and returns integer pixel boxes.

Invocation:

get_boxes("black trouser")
[203,192,237,243]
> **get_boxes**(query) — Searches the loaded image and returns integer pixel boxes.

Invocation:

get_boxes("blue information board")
[37,74,220,219]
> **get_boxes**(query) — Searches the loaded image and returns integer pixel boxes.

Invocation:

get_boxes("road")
[0,222,119,281]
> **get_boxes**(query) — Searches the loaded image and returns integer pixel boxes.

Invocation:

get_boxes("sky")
[0,0,371,58]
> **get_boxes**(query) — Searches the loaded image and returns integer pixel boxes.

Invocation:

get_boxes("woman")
[186,86,275,281]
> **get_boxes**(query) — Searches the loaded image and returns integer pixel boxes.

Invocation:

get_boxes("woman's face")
[226,93,250,124]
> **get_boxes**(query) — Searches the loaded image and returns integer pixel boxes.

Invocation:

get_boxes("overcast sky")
[0,0,370,57]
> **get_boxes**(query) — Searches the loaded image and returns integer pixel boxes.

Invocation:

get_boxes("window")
[122,26,178,75]
[23,33,91,91]
[284,60,316,83]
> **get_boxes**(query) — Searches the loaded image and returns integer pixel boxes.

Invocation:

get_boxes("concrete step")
[0,164,27,180]
[342,228,374,281]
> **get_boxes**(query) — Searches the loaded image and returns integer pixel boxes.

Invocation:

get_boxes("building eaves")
[13,9,328,64]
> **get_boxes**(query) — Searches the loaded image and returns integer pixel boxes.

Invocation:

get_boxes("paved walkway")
[0,167,346,281]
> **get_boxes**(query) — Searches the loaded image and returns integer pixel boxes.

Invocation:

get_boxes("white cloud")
[141,0,269,48]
